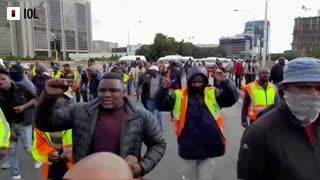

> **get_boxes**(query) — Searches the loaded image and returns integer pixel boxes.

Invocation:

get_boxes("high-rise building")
[0,0,92,60]
[219,34,251,59]
[244,20,270,58]
[292,15,320,54]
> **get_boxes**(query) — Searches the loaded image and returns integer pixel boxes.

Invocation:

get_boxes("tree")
[136,33,229,61]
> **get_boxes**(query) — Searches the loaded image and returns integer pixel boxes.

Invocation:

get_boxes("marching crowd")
[0,56,320,180]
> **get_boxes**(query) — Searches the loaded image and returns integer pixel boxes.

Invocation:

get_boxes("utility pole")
[262,0,268,68]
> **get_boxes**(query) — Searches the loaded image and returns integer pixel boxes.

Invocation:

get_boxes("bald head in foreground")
[63,152,133,179]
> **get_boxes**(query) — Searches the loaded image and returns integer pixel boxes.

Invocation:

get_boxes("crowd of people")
[0,56,319,180]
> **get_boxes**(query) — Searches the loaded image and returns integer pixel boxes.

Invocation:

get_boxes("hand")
[45,79,74,96]
[10,130,17,141]
[60,148,73,162]
[13,105,25,113]
[161,78,173,89]
[212,65,225,82]
[241,121,249,128]
[48,151,61,163]
[126,155,141,178]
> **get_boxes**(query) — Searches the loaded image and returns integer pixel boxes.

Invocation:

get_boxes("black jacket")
[269,64,284,84]
[35,95,166,176]
[0,83,37,125]
[238,100,320,180]
[155,66,239,159]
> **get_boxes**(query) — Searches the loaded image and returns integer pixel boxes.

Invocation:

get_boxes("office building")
[292,15,320,54]
[92,40,119,53]
[244,20,270,57]
[219,34,251,59]
[0,0,92,60]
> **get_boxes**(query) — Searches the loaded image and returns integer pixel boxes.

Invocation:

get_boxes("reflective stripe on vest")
[0,108,10,148]
[51,71,62,79]
[172,87,225,139]
[245,81,277,121]
[32,129,73,164]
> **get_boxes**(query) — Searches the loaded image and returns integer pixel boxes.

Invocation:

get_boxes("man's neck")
[257,80,268,89]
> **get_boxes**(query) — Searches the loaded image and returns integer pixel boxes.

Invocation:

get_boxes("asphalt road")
[1,77,244,180]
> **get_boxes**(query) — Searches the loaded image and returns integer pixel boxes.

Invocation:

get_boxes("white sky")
[91,0,320,53]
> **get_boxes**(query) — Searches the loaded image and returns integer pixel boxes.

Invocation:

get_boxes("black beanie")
[9,64,24,82]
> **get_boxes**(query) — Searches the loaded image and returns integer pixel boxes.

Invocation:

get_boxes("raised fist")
[45,79,73,96]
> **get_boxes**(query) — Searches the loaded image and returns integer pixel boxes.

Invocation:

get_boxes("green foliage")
[136,33,228,61]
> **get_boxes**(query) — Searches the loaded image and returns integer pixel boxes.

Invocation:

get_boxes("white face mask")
[284,91,320,125]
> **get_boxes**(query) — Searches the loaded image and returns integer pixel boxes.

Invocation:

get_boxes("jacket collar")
[84,97,139,120]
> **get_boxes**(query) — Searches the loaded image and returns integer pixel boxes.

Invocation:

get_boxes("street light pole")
[127,21,142,55]
[262,0,268,68]
[252,19,255,60]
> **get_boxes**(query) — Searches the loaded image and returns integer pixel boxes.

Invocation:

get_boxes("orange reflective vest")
[172,87,225,141]
[32,128,73,179]
[244,81,277,121]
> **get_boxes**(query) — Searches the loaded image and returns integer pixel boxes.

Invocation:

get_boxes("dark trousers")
[250,74,256,83]
[81,90,88,102]
[48,161,68,179]
[235,75,242,89]
[245,74,251,85]
[75,90,81,102]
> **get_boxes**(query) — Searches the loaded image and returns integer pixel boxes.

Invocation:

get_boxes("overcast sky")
[91,0,320,53]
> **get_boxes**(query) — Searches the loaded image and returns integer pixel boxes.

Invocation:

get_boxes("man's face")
[87,69,95,78]
[98,79,124,109]
[30,64,34,69]
[88,61,95,67]
[77,66,82,72]
[258,70,270,83]
[0,74,11,90]
[64,66,70,72]
[284,82,320,95]
[138,63,142,69]
[189,75,205,94]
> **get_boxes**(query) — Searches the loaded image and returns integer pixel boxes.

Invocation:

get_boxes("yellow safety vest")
[74,70,79,81]
[0,108,10,148]
[51,71,62,79]
[32,130,72,163]
[245,81,277,121]
[32,68,36,77]
[123,73,129,84]
[172,87,225,139]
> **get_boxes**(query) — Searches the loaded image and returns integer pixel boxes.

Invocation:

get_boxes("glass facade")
[0,1,12,55]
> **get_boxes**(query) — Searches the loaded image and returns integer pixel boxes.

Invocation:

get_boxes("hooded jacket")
[155,66,239,159]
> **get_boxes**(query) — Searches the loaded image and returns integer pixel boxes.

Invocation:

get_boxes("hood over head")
[187,66,209,87]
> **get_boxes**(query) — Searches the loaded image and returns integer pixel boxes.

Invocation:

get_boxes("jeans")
[182,158,215,180]
[146,100,163,131]
[9,124,32,176]
[127,80,132,95]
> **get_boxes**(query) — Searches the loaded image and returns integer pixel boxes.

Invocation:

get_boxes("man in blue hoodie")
[155,66,239,180]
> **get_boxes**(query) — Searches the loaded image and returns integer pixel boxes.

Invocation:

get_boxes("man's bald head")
[64,152,133,179]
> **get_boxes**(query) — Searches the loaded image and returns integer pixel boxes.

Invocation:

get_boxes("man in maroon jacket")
[234,60,244,90]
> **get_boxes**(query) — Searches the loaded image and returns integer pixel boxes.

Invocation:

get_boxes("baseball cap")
[281,57,320,84]
[148,65,159,72]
